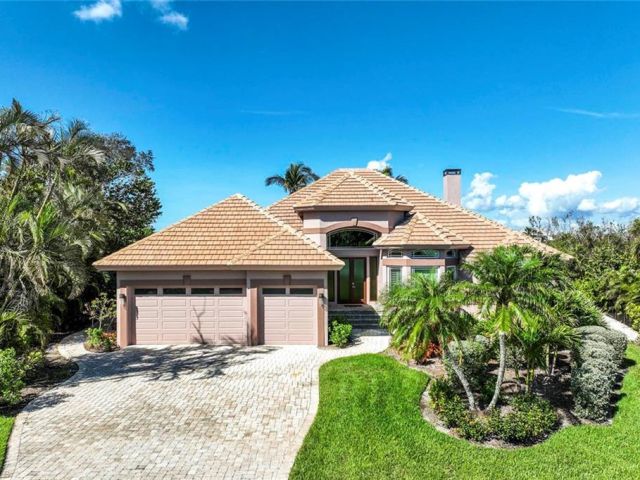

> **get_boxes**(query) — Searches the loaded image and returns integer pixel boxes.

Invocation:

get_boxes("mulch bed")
[385,347,626,448]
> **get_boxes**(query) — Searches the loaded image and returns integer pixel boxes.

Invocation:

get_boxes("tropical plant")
[463,245,560,408]
[265,162,319,194]
[379,165,408,184]
[0,99,161,348]
[381,274,478,409]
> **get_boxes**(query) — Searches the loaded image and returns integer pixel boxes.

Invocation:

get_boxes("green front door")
[338,258,366,304]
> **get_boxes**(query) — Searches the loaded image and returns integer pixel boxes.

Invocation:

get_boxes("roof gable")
[94,194,343,270]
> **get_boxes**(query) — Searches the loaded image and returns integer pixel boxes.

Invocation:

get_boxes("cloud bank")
[463,170,640,227]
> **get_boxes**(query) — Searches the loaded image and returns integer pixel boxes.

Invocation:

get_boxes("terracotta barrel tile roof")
[94,194,343,270]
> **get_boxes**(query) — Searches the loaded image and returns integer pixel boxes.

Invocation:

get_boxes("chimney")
[443,169,462,205]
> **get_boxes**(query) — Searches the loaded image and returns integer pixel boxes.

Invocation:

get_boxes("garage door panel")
[135,291,247,345]
[262,293,317,345]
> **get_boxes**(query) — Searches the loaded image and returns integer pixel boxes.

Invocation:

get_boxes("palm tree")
[463,245,557,409]
[379,165,408,184]
[381,274,478,410]
[265,163,319,194]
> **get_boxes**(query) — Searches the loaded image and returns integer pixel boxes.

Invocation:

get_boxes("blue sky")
[2,1,640,229]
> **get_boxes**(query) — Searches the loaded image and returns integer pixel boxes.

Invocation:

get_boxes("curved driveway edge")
[1,333,389,480]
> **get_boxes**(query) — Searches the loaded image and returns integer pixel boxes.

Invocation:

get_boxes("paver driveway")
[2,333,389,480]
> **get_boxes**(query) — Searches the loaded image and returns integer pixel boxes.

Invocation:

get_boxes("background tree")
[0,100,161,348]
[379,165,408,184]
[265,162,319,194]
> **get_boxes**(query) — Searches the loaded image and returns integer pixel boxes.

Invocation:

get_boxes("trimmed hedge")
[571,326,627,421]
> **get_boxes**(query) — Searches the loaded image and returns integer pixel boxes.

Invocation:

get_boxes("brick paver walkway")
[1,333,389,479]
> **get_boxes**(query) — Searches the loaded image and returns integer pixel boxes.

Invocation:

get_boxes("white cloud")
[466,169,640,227]
[74,0,122,22]
[598,197,640,215]
[73,0,188,30]
[151,0,189,30]
[554,108,640,119]
[367,152,392,171]
[463,172,496,211]
[517,171,601,217]
[159,11,188,30]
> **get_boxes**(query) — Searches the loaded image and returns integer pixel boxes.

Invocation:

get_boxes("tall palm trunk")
[445,348,477,411]
[487,331,506,410]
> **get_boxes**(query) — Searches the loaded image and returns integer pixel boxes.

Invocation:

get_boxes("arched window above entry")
[328,229,379,248]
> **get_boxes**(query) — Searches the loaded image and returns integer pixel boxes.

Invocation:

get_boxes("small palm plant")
[265,163,319,194]
[381,274,478,410]
[463,245,559,408]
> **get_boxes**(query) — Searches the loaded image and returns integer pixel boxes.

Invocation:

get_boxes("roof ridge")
[350,171,410,206]
[293,171,351,207]
[94,194,244,266]
[237,194,342,265]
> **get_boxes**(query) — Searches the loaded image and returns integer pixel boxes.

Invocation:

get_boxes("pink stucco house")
[94,168,557,347]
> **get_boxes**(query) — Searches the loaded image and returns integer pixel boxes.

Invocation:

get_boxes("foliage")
[0,415,15,469]
[84,293,117,331]
[85,327,116,352]
[575,325,627,366]
[381,274,477,409]
[329,319,352,348]
[627,303,640,333]
[0,348,25,405]
[378,166,408,184]
[463,245,562,407]
[291,347,640,479]
[443,337,491,390]
[526,216,640,331]
[496,394,558,443]
[265,162,319,194]
[571,331,623,422]
[0,100,161,348]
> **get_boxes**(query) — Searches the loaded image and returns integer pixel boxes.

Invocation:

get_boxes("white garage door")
[134,287,247,345]
[262,287,317,345]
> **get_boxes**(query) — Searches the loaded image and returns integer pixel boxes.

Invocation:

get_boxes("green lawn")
[291,345,640,480]
[0,415,15,470]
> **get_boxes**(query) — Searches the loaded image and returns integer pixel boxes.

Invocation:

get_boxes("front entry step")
[329,306,387,335]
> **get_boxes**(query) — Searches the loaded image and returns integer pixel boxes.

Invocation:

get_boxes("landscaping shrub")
[626,303,640,333]
[443,337,491,390]
[329,320,352,348]
[496,394,558,443]
[84,293,117,331]
[428,377,456,411]
[575,326,627,365]
[22,349,45,380]
[0,348,26,405]
[573,339,617,373]
[85,327,117,352]
[572,359,614,421]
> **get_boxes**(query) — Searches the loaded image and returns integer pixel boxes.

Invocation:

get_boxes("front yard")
[0,416,14,468]
[291,344,640,480]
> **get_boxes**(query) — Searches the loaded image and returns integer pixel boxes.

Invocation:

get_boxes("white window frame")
[445,265,458,280]
[387,249,403,258]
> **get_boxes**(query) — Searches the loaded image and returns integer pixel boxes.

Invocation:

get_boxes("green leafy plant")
[443,337,491,391]
[84,293,117,331]
[85,327,116,352]
[575,325,627,366]
[329,319,352,348]
[0,348,26,405]
[497,394,558,443]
